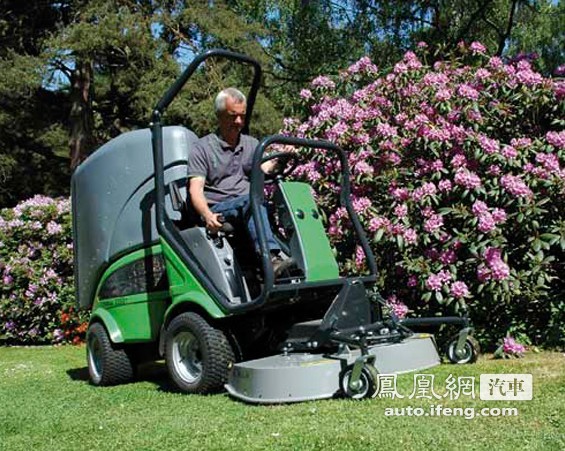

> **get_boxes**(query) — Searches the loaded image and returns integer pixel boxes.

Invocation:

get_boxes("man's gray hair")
[214,87,246,115]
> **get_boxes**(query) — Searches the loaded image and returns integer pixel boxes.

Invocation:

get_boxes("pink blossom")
[478,212,496,233]
[403,228,418,244]
[352,197,372,213]
[425,273,443,291]
[311,76,336,89]
[457,83,479,100]
[423,214,444,233]
[501,145,517,159]
[354,160,374,175]
[515,68,543,86]
[411,182,437,202]
[407,275,418,287]
[479,247,510,281]
[355,246,365,268]
[386,295,409,319]
[421,206,434,218]
[384,152,402,165]
[375,122,398,138]
[347,56,378,75]
[472,200,489,216]
[390,187,410,201]
[435,88,452,101]
[450,281,470,298]
[491,208,507,223]
[368,216,390,232]
[47,222,63,235]
[454,169,482,189]
[393,61,408,74]
[488,164,501,176]
[510,137,532,149]
[300,89,313,100]
[546,131,565,149]
[502,337,526,355]
[439,249,457,265]
[488,56,503,69]
[478,135,500,154]
[470,41,487,54]
[394,204,408,218]
[438,179,452,192]
[475,68,491,80]
[466,109,483,122]
[500,174,533,198]
[451,154,467,168]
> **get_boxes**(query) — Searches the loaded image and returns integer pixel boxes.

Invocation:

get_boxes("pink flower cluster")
[477,247,510,282]
[425,270,452,291]
[386,295,409,319]
[500,174,533,198]
[502,336,526,355]
[471,201,507,233]
[546,130,565,149]
[454,169,482,189]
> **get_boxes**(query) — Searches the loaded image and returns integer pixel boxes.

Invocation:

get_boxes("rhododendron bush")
[0,196,87,344]
[284,43,565,347]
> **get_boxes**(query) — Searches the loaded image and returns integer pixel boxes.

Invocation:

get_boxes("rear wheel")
[165,312,234,394]
[87,322,134,386]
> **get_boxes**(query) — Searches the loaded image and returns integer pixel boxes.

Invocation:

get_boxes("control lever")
[207,214,235,248]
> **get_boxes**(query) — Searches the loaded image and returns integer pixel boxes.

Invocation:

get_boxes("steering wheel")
[261,151,300,184]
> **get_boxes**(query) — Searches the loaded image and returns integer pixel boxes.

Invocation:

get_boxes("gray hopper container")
[71,126,198,309]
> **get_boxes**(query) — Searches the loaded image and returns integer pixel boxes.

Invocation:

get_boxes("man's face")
[218,96,246,142]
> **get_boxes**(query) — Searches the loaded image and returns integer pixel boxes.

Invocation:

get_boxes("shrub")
[0,196,87,345]
[284,43,565,348]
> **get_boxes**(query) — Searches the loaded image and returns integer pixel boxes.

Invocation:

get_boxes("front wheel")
[446,336,480,364]
[340,364,379,399]
[165,312,234,394]
[86,322,134,386]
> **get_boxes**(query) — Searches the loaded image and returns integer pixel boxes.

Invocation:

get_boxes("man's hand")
[261,145,297,174]
[189,176,223,233]
[203,211,223,233]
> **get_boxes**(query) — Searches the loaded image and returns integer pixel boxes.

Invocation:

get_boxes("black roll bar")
[250,135,379,299]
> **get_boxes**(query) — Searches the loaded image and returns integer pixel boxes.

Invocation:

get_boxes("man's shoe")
[271,255,296,278]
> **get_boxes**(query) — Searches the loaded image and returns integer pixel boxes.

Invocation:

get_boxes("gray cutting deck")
[225,334,440,404]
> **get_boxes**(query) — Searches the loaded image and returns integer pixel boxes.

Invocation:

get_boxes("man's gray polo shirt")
[187,132,259,205]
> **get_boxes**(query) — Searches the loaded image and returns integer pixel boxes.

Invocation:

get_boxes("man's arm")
[188,176,223,232]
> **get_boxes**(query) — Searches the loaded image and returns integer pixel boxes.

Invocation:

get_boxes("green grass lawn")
[0,346,563,451]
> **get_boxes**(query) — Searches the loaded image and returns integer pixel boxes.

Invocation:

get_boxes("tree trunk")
[69,58,95,170]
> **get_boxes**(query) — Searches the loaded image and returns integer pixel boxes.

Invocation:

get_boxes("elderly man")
[187,87,290,274]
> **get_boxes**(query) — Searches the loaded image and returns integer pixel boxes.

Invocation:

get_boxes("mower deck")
[225,334,440,404]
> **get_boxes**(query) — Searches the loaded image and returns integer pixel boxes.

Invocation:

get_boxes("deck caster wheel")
[446,336,480,364]
[340,364,379,399]
[165,312,234,394]
[87,322,134,386]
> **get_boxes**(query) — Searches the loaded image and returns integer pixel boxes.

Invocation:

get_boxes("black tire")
[86,322,134,386]
[340,364,379,399]
[446,336,480,364]
[165,312,235,394]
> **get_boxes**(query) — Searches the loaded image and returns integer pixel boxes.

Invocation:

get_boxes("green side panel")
[160,238,226,319]
[279,181,340,282]
[90,308,124,343]
[96,292,169,342]
[91,245,169,343]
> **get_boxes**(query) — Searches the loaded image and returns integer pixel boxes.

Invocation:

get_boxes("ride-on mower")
[72,49,478,403]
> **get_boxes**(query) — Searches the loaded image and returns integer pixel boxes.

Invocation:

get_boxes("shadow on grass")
[66,361,176,391]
